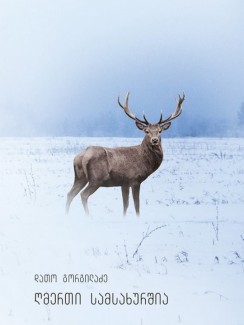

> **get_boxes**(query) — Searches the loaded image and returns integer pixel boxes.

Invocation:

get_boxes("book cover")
[0,1,243,324]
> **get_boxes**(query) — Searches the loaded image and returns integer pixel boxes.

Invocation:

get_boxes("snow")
[0,137,243,325]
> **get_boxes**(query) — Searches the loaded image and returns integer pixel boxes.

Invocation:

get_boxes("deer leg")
[132,184,140,216]
[66,178,87,214]
[80,183,100,215]
[121,186,130,216]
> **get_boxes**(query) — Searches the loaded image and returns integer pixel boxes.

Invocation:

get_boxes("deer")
[66,93,185,216]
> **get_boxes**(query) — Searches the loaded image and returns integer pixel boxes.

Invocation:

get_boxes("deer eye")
[145,130,149,134]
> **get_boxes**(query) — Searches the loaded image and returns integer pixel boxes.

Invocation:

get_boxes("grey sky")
[0,0,243,135]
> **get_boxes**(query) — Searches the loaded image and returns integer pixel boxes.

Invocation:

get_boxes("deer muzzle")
[151,137,159,145]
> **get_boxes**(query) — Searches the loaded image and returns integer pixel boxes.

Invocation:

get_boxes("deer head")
[118,92,185,146]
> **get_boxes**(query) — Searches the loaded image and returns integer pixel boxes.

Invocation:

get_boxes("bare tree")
[238,102,244,126]
[66,93,185,216]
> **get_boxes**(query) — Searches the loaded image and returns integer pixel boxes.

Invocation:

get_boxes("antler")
[118,92,149,125]
[158,93,185,125]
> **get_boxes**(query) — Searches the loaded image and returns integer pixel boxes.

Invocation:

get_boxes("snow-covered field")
[0,137,243,325]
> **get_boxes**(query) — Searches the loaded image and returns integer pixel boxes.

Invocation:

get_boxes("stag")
[66,93,185,216]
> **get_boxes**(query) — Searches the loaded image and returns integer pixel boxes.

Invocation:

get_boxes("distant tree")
[238,102,244,126]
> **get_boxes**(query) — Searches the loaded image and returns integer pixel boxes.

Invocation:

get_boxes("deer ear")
[135,121,146,131]
[161,122,171,131]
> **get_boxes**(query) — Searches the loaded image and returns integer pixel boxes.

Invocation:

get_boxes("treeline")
[60,110,242,137]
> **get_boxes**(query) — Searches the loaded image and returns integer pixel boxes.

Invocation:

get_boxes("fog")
[0,0,243,136]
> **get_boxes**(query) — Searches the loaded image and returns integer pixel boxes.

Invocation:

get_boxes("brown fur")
[66,93,184,216]
[66,123,170,216]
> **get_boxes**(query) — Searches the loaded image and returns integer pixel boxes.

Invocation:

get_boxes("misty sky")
[0,0,243,136]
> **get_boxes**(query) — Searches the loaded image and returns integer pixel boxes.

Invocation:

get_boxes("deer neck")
[141,136,163,171]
